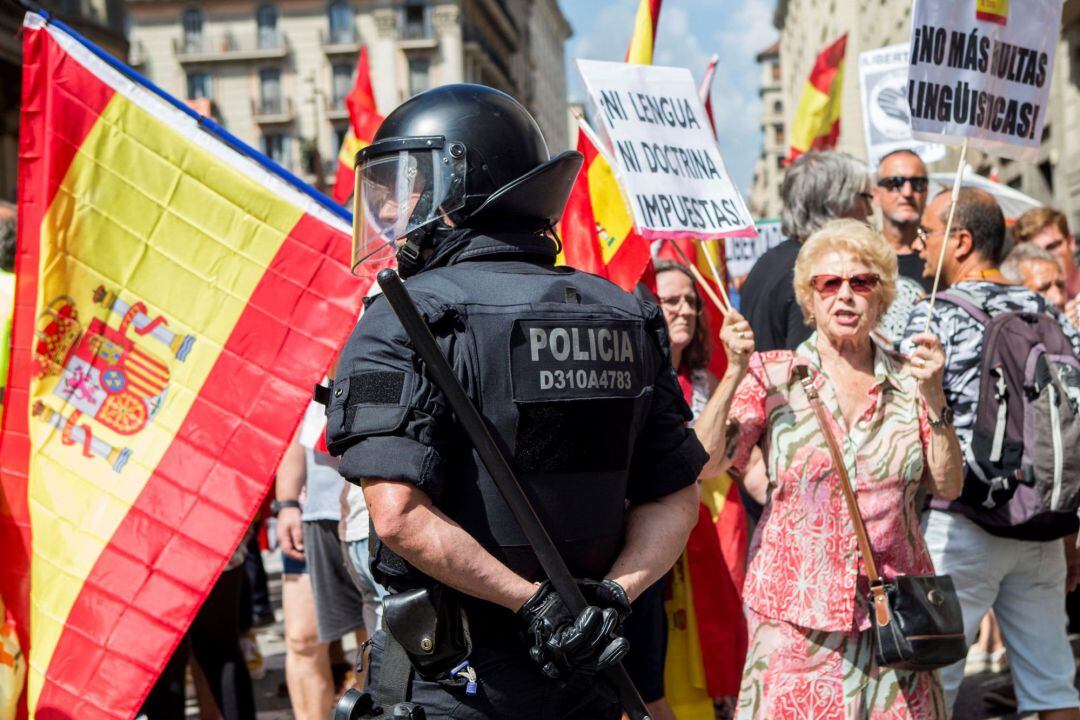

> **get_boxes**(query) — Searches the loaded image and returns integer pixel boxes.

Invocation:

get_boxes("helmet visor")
[353,147,466,270]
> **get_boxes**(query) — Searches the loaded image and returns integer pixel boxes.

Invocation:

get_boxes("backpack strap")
[934,289,993,327]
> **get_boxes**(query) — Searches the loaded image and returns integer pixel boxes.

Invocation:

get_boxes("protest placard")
[577,59,757,241]
[858,44,946,167]
[907,0,1061,160]
[726,220,785,279]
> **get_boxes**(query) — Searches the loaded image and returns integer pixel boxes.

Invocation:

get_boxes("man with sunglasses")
[872,150,934,293]
[872,150,934,346]
[902,188,1080,720]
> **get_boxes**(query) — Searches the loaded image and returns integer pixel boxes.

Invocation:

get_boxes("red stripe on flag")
[685,500,748,697]
[33,215,362,719]
[807,34,846,95]
[0,25,116,719]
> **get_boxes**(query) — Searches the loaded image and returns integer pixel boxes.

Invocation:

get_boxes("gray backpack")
[936,290,1080,540]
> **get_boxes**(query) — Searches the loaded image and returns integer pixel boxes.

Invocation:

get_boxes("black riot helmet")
[352,83,583,272]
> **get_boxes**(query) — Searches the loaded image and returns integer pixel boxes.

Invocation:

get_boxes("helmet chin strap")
[395,219,459,279]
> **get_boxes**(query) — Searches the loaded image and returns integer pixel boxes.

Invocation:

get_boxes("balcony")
[399,16,437,50]
[174,32,289,64]
[326,96,350,121]
[251,98,294,124]
[320,28,361,55]
[463,25,513,87]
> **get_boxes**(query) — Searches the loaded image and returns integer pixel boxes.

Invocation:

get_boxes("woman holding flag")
[700,219,962,718]
[624,261,748,720]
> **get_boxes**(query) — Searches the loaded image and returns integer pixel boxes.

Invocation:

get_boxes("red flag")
[789,34,847,162]
[1,14,372,718]
[559,121,651,291]
[698,54,719,139]
[331,47,384,203]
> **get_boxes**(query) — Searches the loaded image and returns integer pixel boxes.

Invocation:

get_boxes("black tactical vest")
[330,232,677,590]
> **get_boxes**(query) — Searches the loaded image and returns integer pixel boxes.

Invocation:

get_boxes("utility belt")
[335,585,475,719]
[383,585,473,682]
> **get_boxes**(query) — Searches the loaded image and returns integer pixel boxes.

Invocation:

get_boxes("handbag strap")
[794,365,892,628]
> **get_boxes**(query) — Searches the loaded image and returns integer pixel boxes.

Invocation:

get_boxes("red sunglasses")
[810,273,880,296]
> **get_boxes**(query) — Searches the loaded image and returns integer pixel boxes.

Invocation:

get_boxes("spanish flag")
[788,33,847,162]
[559,120,650,292]
[625,0,662,64]
[0,14,370,718]
[331,46,384,203]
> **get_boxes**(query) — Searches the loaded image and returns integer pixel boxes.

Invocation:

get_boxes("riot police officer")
[326,83,707,719]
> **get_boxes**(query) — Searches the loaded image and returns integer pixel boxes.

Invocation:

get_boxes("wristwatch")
[928,405,953,429]
[270,499,301,516]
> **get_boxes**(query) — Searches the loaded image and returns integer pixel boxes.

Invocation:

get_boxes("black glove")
[578,578,632,624]
[518,581,630,680]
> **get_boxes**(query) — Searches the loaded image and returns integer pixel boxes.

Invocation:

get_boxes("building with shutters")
[125,0,572,190]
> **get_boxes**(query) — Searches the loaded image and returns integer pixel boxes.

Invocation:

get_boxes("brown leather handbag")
[796,365,968,671]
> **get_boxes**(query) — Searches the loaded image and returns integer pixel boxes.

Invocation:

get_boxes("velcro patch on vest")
[510,319,646,402]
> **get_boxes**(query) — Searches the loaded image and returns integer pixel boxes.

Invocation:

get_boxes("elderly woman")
[696,219,964,719]
[740,151,875,352]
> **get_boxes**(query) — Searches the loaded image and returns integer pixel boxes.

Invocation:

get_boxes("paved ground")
[178,551,1079,719]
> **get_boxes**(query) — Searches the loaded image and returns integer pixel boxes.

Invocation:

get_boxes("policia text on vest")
[513,319,645,402]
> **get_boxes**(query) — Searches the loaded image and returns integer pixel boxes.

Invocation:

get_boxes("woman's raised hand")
[720,310,755,378]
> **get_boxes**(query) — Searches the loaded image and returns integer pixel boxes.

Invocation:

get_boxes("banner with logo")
[907,0,1061,160]
[858,44,946,167]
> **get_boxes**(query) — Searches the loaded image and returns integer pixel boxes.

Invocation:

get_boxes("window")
[259,68,282,113]
[328,0,354,44]
[331,62,353,109]
[182,7,204,52]
[256,4,278,48]
[332,123,349,152]
[408,56,430,97]
[774,123,784,145]
[402,0,428,39]
[772,100,782,115]
[771,62,780,81]
[262,132,291,168]
[186,71,211,99]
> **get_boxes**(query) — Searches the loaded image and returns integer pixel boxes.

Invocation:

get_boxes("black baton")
[376,269,652,720]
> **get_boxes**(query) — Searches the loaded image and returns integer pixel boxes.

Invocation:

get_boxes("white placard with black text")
[577,59,757,241]
[907,0,1061,160]
[859,44,946,167]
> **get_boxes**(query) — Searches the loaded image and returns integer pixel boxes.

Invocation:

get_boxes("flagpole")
[667,239,730,316]
[697,238,734,311]
[922,138,970,332]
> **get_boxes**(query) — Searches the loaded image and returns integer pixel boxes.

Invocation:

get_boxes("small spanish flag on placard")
[788,33,847,162]
[976,0,1008,25]
[0,13,371,719]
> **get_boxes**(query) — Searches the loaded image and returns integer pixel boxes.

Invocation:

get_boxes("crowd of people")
[4,99,1079,719]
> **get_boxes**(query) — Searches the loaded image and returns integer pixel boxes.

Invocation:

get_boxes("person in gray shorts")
[300,447,370,645]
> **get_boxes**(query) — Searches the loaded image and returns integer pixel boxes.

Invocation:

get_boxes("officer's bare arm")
[603,482,700,602]
[690,367,743,479]
[363,478,538,611]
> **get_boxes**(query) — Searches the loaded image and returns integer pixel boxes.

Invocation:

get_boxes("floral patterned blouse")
[729,335,935,633]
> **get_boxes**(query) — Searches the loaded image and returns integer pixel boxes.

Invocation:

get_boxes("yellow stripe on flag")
[625,0,656,65]
[586,153,634,265]
[789,66,844,155]
[664,554,715,720]
[26,91,303,711]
